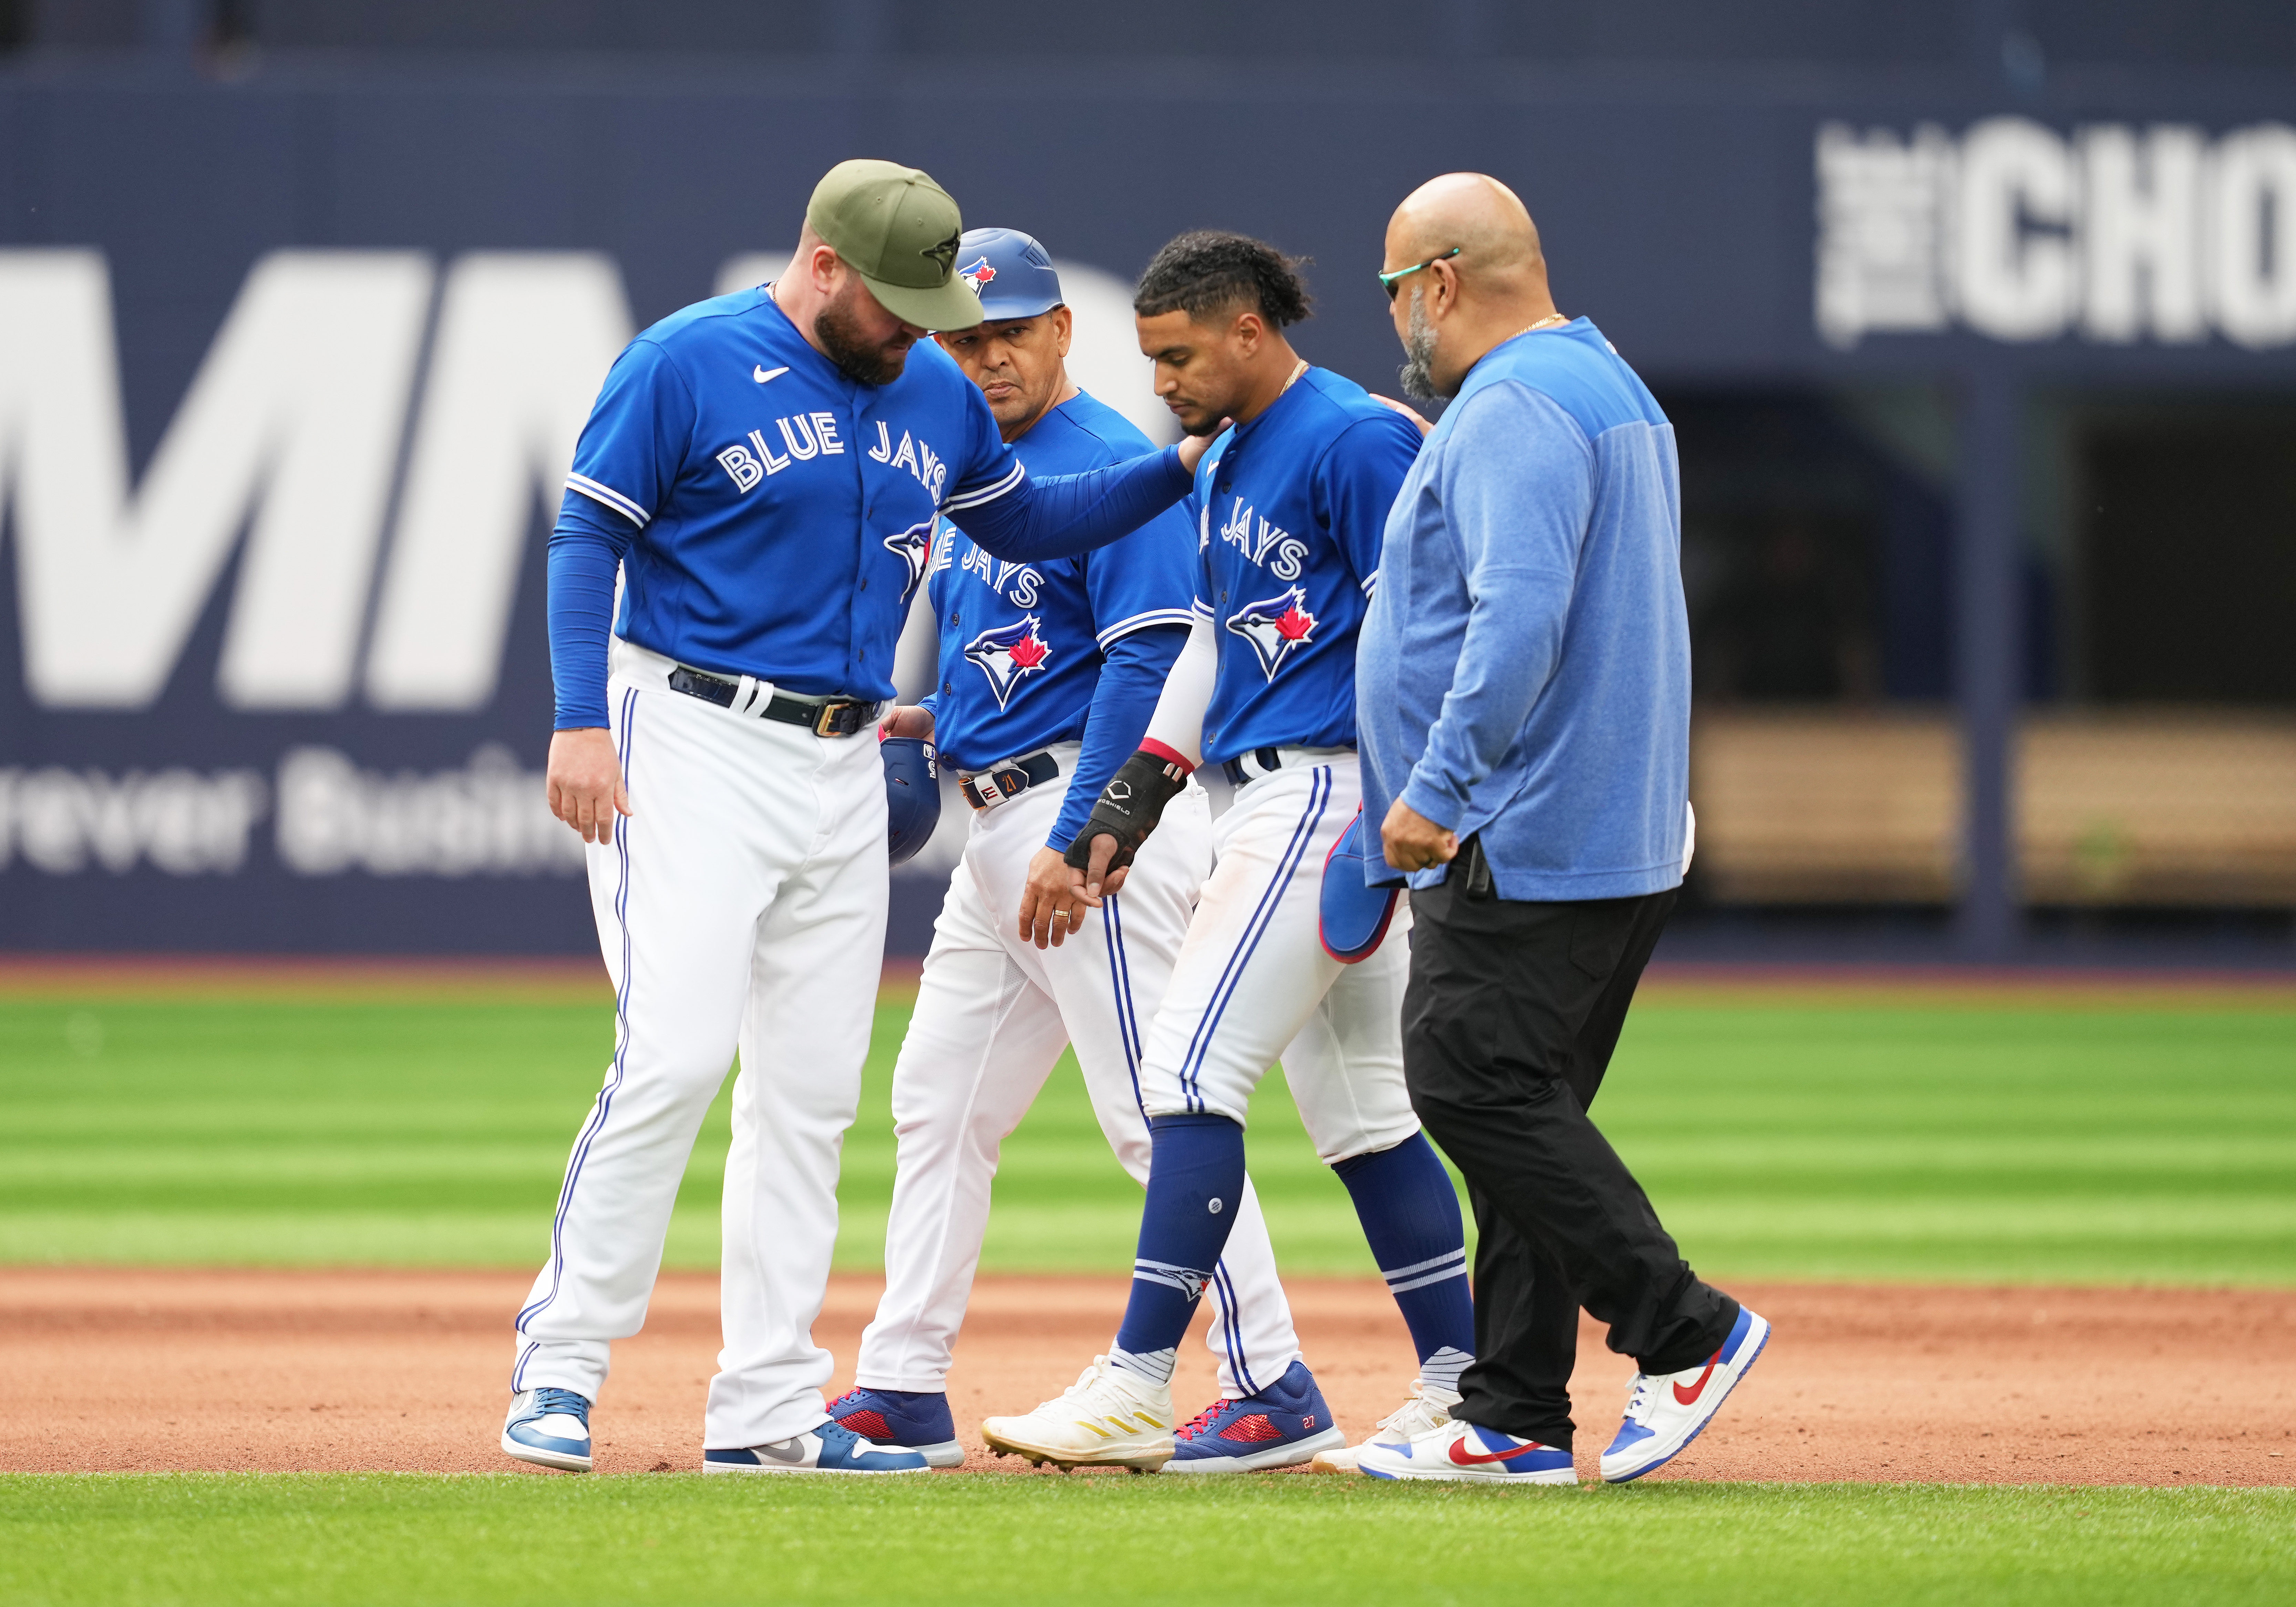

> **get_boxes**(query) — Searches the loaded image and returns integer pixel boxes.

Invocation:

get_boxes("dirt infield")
[2,1268,2288,1485]
[4,954,2292,1006]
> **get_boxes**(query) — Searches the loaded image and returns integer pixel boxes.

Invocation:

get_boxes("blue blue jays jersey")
[925,392,1196,772]
[1190,367,1423,764]
[562,287,1022,701]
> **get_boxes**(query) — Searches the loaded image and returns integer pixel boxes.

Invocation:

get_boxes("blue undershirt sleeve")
[546,490,637,731]
[942,446,1196,563]
[1046,623,1187,853]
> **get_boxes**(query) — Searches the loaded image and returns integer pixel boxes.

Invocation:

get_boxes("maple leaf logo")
[959,256,996,290]
[1226,587,1318,682]
[962,616,1053,711]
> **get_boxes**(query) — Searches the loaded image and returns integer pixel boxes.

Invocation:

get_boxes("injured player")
[978,230,1476,1474]
[831,228,1314,1471]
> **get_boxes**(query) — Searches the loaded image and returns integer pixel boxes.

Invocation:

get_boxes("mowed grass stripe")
[2,996,2291,1284]
[0,1474,2291,1607]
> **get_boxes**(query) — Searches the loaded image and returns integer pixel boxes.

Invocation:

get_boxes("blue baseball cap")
[953,228,1064,321]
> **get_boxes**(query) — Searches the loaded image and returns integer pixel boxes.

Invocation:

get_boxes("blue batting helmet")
[952,228,1064,321]
[882,737,942,867]
[1319,806,1401,963]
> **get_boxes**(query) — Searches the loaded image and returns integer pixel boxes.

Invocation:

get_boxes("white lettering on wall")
[1815,119,2296,349]
[275,745,584,877]
[0,766,268,874]
[364,254,634,712]
[0,250,433,707]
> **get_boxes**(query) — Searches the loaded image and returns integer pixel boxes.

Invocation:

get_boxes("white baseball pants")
[512,640,888,1450]
[855,752,1306,1399]
[1139,752,1420,1162]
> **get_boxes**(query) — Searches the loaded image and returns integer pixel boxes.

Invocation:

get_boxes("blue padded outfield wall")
[3,17,2295,951]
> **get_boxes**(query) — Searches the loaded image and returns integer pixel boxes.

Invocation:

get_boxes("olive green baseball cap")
[805,159,986,331]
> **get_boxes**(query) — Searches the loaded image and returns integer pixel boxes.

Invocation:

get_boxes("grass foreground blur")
[2,1473,2291,1607]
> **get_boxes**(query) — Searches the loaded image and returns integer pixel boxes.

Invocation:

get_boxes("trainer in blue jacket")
[1350,173,1770,1488]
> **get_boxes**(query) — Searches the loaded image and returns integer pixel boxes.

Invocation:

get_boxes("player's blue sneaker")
[827,1387,965,1467]
[1162,1360,1350,1473]
[1355,1419,1576,1484]
[501,1386,592,1472]
[1600,1306,1771,1483]
[703,1421,931,1475]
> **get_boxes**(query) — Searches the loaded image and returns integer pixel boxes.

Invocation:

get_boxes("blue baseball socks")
[1332,1132,1476,1396]
[1109,1114,1246,1387]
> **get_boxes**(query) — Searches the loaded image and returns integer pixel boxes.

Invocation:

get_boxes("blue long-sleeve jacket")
[1356,319,1690,901]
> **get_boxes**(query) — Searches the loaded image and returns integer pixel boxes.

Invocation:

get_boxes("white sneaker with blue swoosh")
[1600,1306,1771,1483]
[703,1421,930,1474]
[502,1387,593,1472]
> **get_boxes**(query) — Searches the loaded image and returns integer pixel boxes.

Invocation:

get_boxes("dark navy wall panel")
[1,58,2292,951]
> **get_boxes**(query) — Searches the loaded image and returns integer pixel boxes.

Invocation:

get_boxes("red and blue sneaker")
[1600,1306,1771,1483]
[827,1387,964,1468]
[1356,1419,1577,1484]
[1163,1360,1349,1473]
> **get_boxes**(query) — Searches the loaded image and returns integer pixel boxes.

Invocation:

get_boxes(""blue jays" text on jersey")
[1189,367,1423,765]
[562,287,1024,702]
[925,392,1196,773]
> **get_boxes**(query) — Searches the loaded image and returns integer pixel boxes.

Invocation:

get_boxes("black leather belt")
[959,751,1061,810]
[665,666,878,737]
[1221,748,1287,788]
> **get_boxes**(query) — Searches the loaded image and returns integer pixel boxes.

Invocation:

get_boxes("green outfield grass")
[2,990,2293,1283]
[1,1473,2290,1606]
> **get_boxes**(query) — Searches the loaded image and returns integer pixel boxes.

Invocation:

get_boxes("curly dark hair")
[1133,230,1314,328]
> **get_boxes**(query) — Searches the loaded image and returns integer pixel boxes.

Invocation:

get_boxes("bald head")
[1387,173,1545,286]
[1381,172,1561,400]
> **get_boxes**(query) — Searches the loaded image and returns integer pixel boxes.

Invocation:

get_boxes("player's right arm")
[545,339,696,843]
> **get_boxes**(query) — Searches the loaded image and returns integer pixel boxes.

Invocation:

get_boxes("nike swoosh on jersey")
[1672,1353,1722,1407]
[753,365,790,383]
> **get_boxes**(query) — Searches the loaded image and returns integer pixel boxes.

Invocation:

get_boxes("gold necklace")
[1512,313,1568,339]
[1279,358,1309,394]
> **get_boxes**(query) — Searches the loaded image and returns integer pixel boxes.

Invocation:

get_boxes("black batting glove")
[1062,747,1191,877]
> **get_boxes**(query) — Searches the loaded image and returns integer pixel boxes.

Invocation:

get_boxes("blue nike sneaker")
[828,1386,965,1467]
[501,1386,592,1472]
[702,1421,930,1475]
[1163,1360,1349,1473]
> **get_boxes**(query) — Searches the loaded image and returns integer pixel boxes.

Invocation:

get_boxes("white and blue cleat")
[502,1387,594,1473]
[826,1387,965,1467]
[1163,1360,1349,1473]
[1600,1306,1771,1483]
[703,1421,931,1475]
[1355,1418,1577,1484]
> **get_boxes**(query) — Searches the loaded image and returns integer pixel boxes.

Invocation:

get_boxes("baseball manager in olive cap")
[515,156,1217,1478]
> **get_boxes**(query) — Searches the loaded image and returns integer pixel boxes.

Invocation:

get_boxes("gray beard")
[1398,285,1445,402]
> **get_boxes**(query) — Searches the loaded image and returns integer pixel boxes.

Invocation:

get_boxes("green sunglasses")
[1379,246,1460,301]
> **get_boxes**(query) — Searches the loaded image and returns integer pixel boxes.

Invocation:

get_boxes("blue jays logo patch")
[884,518,934,604]
[1225,586,1318,681]
[964,616,1052,711]
[958,256,996,291]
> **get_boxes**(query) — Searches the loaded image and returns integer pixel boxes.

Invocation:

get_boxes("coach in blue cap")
[1352,174,1769,1486]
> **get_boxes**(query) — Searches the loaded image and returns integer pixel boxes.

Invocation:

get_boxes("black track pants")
[1401,849,1738,1449]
